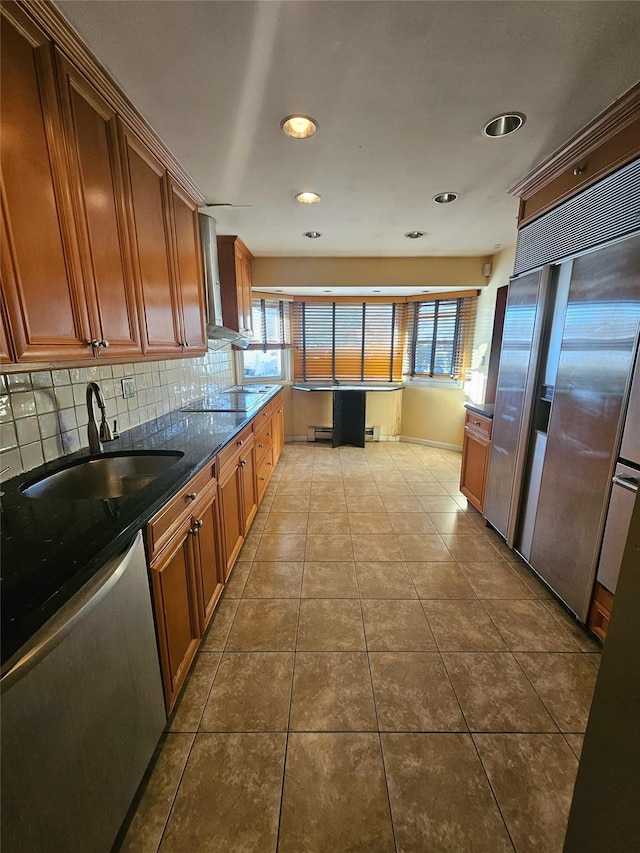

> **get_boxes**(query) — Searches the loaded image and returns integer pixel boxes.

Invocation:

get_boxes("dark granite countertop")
[0,388,280,669]
[464,402,495,419]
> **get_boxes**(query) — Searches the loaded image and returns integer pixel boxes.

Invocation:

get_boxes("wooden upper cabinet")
[0,2,90,362]
[217,235,253,336]
[512,83,640,227]
[0,288,15,364]
[119,124,182,355]
[55,51,141,357]
[167,177,206,353]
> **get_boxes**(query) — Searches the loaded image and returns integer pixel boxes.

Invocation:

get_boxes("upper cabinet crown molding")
[510,82,640,226]
[15,0,204,204]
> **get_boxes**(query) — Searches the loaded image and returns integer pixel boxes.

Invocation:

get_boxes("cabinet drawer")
[254,404,273,431]
[217,423,252,473]
[268,390,283,416]
[147,463,215,561]
[256,446,274,502]
[464,410,492,439]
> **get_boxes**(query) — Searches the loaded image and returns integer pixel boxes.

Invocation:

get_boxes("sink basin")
[21,451,184,500]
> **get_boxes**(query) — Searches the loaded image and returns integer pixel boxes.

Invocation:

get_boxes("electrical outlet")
[121,377,136,399]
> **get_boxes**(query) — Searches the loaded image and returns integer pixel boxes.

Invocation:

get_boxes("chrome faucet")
[86,382,118,454]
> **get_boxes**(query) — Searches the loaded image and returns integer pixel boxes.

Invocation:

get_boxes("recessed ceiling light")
[433,192,459,204]
[304,230,322,238]
[405,231,426,239]
[324,289,332,293]
[275,289,283,292]
[295,191,321,204]
[280,115,318,139]
[372,289,381,293]
[483,112,526,138]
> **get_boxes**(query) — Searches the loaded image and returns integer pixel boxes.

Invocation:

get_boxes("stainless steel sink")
[21,451,183,500]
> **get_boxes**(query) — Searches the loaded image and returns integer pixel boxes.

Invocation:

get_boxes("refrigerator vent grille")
[514,158,640,274]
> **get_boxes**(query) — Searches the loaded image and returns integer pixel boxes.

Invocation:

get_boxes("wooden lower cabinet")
[588,581,613,642]
[218,457,245,582]
[148,473,223,713]
[218,429,257,581]
[460,410,492,513]
[149,516,201,713]
[146,394,283,711]
[191,481,224,631]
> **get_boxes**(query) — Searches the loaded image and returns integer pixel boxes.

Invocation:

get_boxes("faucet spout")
[86,382,118,454]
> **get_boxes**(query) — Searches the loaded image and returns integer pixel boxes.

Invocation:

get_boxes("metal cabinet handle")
[186,492,197,500]
[237,439,244,446]
[100,339,109,348]
[612,474,639,494]
[239,459,246,467]
[190,519,203,534]
[473,420,481,426]
[88,339,101,348]
[258,443,264,449]
[573,164,587,176]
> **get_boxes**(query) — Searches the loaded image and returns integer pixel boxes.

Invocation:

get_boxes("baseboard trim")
[399,435,463,452]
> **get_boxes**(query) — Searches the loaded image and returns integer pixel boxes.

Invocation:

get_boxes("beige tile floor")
[117,441,601,853]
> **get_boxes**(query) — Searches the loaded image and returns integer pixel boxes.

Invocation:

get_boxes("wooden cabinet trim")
[16,0,203,203]
[510,82,640,221]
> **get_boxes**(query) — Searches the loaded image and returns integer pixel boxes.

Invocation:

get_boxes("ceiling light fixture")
[483,112,526,138]
[405,231,426,239]
[295,191,321,204]
[304,231,322,238]
[432,192,459,204]
[280,114,318,139]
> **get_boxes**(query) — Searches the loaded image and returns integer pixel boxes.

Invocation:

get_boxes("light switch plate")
[121,377,136,399]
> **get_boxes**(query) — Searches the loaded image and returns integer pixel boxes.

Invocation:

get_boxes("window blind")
[248,298,289,350]
[293,300,406,381]
[407,297,476,378]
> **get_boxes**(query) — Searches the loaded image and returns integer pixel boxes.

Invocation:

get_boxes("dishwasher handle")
[612,474,639,494]
[1,533,141,693]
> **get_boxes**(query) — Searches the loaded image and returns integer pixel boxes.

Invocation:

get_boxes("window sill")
[404,377,462,389]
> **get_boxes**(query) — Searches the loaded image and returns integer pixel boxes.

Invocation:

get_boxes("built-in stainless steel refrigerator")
[484,231,640,622]
[596,349,640,597]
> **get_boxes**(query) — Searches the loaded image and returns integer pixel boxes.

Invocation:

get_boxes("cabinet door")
[149,518,200,712]
[235,242,253,335]
[119,124,182,355]
[218,458,245,580]
[239,436,258,532]
[460,428,490,512]
[167,176,206,353]
[55,53,141,358]
[271,395,284,463]
[0,4,90,361]
[191,483,224,630]
[56,52,142,356]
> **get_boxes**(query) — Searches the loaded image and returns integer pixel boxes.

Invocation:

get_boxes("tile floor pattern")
[117,441,601,853]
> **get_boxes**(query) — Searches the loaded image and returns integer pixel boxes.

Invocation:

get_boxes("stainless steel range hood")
[198,213,251,350]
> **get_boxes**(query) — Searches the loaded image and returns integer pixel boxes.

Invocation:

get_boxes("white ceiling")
[56,1,640,260]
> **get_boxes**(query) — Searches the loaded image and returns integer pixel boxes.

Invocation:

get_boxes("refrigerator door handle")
[612,474,639,494]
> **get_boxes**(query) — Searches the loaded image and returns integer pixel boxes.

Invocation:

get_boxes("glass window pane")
[242,349,282,378]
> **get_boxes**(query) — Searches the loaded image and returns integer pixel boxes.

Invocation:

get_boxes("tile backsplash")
[0,348,235,480]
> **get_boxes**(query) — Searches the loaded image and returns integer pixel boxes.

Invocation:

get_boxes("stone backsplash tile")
[0,348,235,481]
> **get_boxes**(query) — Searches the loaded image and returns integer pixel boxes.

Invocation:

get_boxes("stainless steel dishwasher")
[1,531,166,853]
